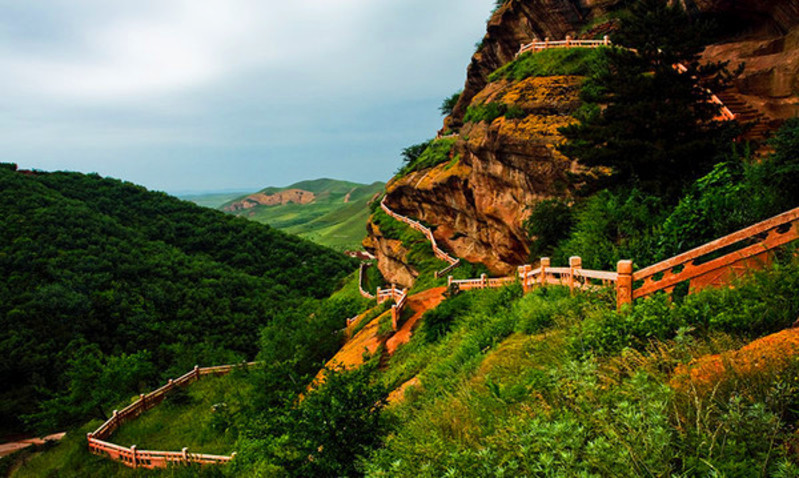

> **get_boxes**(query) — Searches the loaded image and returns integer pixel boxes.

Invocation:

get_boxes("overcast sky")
[0,0,495,193]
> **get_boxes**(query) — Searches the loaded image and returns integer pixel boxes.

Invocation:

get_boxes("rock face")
[373,76,583,278]
[223,189,315,212]
[363,223,417,288]
[369,0,799,285]
[447,0,799,131]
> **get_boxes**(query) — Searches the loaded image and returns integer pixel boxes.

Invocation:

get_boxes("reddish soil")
[0,433,65,458]
[386,287,447,355]
[671,328,799,394]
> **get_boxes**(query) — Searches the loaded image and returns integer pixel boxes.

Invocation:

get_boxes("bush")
[525,198,575,259]
[489,47,607,82]
[421,292,473,343]
[398,138,457,176]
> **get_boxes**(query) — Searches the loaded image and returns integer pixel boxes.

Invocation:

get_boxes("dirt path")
[0,433,65,458]
[386,287,446,355]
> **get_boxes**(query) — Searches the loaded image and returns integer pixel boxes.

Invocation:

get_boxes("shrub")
[439,91,462,116]
[398,138,457,176]
[421,292,473,343]
[489,47,607,82]
[524,198,575,259]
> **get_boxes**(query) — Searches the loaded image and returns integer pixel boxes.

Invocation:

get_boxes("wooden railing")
[376,285,409,330]
[513,207,799,310]
[673,63,736,121]
[448,274,516,291]
[87,362,256,469]
[623,206,799,306]
[518,35,610,56]
[380,197,461,277]
[358,263,376,299]
[518,256,618,295]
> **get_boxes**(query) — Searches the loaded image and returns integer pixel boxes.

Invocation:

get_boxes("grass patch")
[488,47,607,82]
[398,138,457,176]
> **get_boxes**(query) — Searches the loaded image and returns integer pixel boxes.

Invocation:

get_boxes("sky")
[0,0,496,194]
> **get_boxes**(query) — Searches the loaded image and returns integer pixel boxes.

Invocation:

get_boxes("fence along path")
[380,197,460,277]
[358,262,376,299]
[446,207,799,310]
[87,362,255,469]
[516,37,736,123]
[376,285,409,331]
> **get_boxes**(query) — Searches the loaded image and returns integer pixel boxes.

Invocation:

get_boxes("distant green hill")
[178,191,249,209]
[0,164,356,434]
[218,178,385,251]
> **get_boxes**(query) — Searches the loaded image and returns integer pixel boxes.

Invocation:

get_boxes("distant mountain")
[217,178,385,251]
[178,191,250,209]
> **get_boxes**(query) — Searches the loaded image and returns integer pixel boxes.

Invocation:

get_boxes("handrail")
[358,263,376,299]
[628,206,799,302]
[448,274,516,291]
[516,257,618,296]
[380,197,461,278]
[516,37,736,123]
[376,285,409,330]
[88,362,256,469]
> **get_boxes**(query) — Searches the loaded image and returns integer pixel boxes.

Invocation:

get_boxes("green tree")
[400,140,432,168]
[524,199,575,259]
[439,91,461,116]
[279,364,388,477]
[559,0,736,199]
[26,343,155,431]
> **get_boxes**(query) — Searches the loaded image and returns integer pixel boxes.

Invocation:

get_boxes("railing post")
[540,258,550,286]
[194,364,200,380]
[603,34,610,46]
[481,273,487,289]
[182,447,189,462]
[544,37,549,49]
[448,275,453,287]
[569,256,582,294]
[112,409,119,428]
[565,35,571,47]
[391,305,398,331]
[140,393,146,410]
[617,260,633,311]
[131,445,138,468]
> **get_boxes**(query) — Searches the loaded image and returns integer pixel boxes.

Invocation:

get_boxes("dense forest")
[0,163,356,434]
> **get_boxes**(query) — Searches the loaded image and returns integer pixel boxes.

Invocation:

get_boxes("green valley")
[192,179,385,252]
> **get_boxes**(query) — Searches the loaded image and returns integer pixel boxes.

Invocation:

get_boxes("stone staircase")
[715,89,772,142]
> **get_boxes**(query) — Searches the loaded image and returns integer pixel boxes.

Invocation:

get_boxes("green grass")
[488,47,607,82]
[179,192,249,209]
[11,373,251,478]
[220,179,384,251]
[398,139,457,177]
[109,374,247,455]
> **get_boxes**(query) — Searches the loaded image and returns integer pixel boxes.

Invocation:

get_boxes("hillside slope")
[220,179,384,251]
[0,164,356,435]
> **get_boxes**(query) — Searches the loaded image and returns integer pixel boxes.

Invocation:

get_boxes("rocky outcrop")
[223,189,315,212]
[447,0,799,131]
[371,0,799,285]
[363,222,417,288]
[374,76,583,279]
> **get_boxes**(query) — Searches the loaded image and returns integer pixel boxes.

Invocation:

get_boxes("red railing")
[513,207,799,310]
[518,35,610,56]
[448,274,516,291]
[380,197,461,277]
[358,263,376,299]
[87,362,256,469]
[376,285,409,330]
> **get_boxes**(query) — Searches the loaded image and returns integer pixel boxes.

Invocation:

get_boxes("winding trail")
[0,433,65,458]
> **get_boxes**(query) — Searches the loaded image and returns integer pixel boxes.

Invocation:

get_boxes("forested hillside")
[0,163,356,435]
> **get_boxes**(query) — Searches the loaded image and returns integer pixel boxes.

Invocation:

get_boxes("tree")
[26,343,154,432]
[400,140,432,167]
[524,199,575,259]
[558,0,737,199]
[279,364,388,477]
[439,91,462,116]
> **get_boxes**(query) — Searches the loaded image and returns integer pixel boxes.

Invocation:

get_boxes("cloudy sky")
[0,0,495,193]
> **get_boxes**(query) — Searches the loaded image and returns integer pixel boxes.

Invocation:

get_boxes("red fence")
[87,362,256,469]
[380,198,461,277]
[512,207,799,309]
[376,286,409,330]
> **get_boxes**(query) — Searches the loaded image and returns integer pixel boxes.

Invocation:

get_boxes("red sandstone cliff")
[366,0,799,285]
